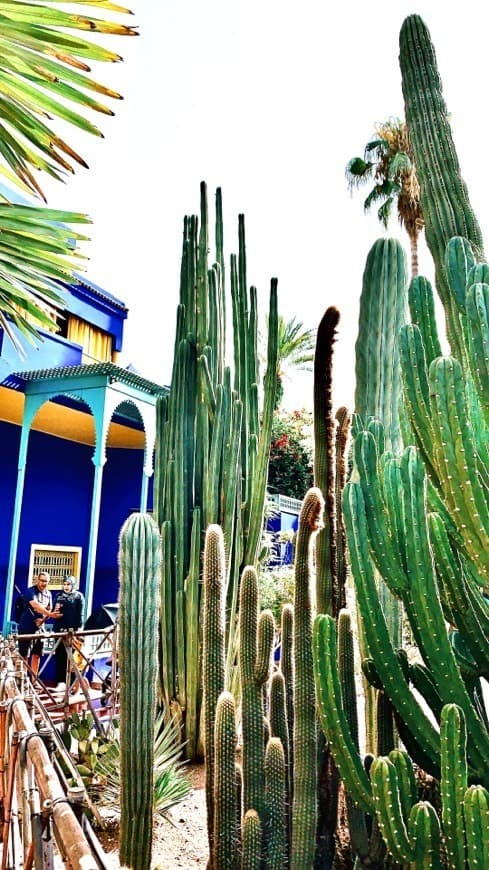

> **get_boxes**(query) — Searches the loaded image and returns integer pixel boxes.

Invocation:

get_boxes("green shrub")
[258,565,295,626]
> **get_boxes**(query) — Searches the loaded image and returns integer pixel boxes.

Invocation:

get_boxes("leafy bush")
[94,712,191,818]
[258,565,295,626]
[268,409,313,500]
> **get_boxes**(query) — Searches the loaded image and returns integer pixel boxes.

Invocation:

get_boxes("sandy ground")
[97,764,209,869]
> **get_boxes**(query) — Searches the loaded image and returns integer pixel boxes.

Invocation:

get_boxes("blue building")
[0,274,167,633]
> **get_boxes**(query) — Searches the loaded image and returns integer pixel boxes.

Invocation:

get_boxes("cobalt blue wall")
[0,420,150,620]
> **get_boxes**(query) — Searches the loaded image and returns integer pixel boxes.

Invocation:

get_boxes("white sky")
[39,1,489,411]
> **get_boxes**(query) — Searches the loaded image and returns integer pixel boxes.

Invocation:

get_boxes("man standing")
[17,572,61,676]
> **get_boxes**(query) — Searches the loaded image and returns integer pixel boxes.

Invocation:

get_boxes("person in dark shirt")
[54,576,85,687]
[18,572,61,676]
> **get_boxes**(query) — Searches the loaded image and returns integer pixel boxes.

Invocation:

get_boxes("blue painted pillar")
[139,421,156,513]
[140,473,149,512]
[84,457,105,619]
[3,394,46,634]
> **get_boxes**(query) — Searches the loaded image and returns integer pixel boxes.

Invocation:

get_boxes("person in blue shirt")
[54,576,85,687]
[18,572,61,676]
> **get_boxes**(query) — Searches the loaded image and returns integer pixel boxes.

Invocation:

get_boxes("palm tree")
[269,314,315,408]
[346,117,424,276]
[0,1,137,352]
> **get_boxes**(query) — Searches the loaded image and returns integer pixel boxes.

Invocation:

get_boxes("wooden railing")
[0,638,114,868]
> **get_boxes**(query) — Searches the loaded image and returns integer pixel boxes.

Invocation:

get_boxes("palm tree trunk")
[409,228,419,277]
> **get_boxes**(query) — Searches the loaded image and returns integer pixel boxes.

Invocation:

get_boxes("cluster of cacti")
[136,12,489,870]
[153,182,278,757]
[309,13,489,868]
[117,513,161,870]
[203,490,326,869]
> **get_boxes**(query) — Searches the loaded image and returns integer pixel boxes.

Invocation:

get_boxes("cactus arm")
[354,238,408,454]
[215,188,226,348]
[370,756,414,863]
[463,785,489,870]
[353,432,407,594]
[343,481,441,764]
[408,276,442,366]
[429,357,489,583]
[160,520,174,709]
[429,513,489,678]
[466,281,489,423]
[265,738,287,870]
[399,324,440,487]
[399,448,489,782]
[408,802,442,870]
[445,236,476,317]
[240,566,266,820]
[408,663,444,723]
[214,692,239,870]
[206,385,225,524]
[244,278,279,566]
[440,704,468,870]
[313,306,340,616]
[269,671,290,812]
[242,809,262,870]
[254,609,274,687]
[203,525,226,858]
[279,604,294,788]
[118,513,161,870]
[313,615,374,816]
[184,508,201,761]
[399,15,484,359]
[388,750,417,825]
[291,488,323,867]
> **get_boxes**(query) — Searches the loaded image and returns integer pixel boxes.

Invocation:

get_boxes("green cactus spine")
[203,524,226,862]
[118,513,161,870]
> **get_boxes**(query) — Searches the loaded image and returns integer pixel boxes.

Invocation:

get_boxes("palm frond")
[377,198,394,229]
[95,713,191,818]
[0,1,137,197]
[345,157,375,190]
[363,137,388,162]
[0,203,90,352]
[387,150,412,181]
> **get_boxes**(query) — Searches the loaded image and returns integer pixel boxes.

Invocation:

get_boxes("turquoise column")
[83,388,112,620]
[84,457,106,618]
[139,414,156,513]
[3,394,47,635]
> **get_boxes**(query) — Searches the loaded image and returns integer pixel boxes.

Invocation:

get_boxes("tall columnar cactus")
[203,524,226,863]
[399,14,485,360]
[118,513,161,870]
[354,238,408,455]
[313,306,340,617]
[239,565,274,822]
[214,691,239,870]
[242,810,262,870]
[264,738,287,870]
[154,182,278,758]
[291,487,324,868]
